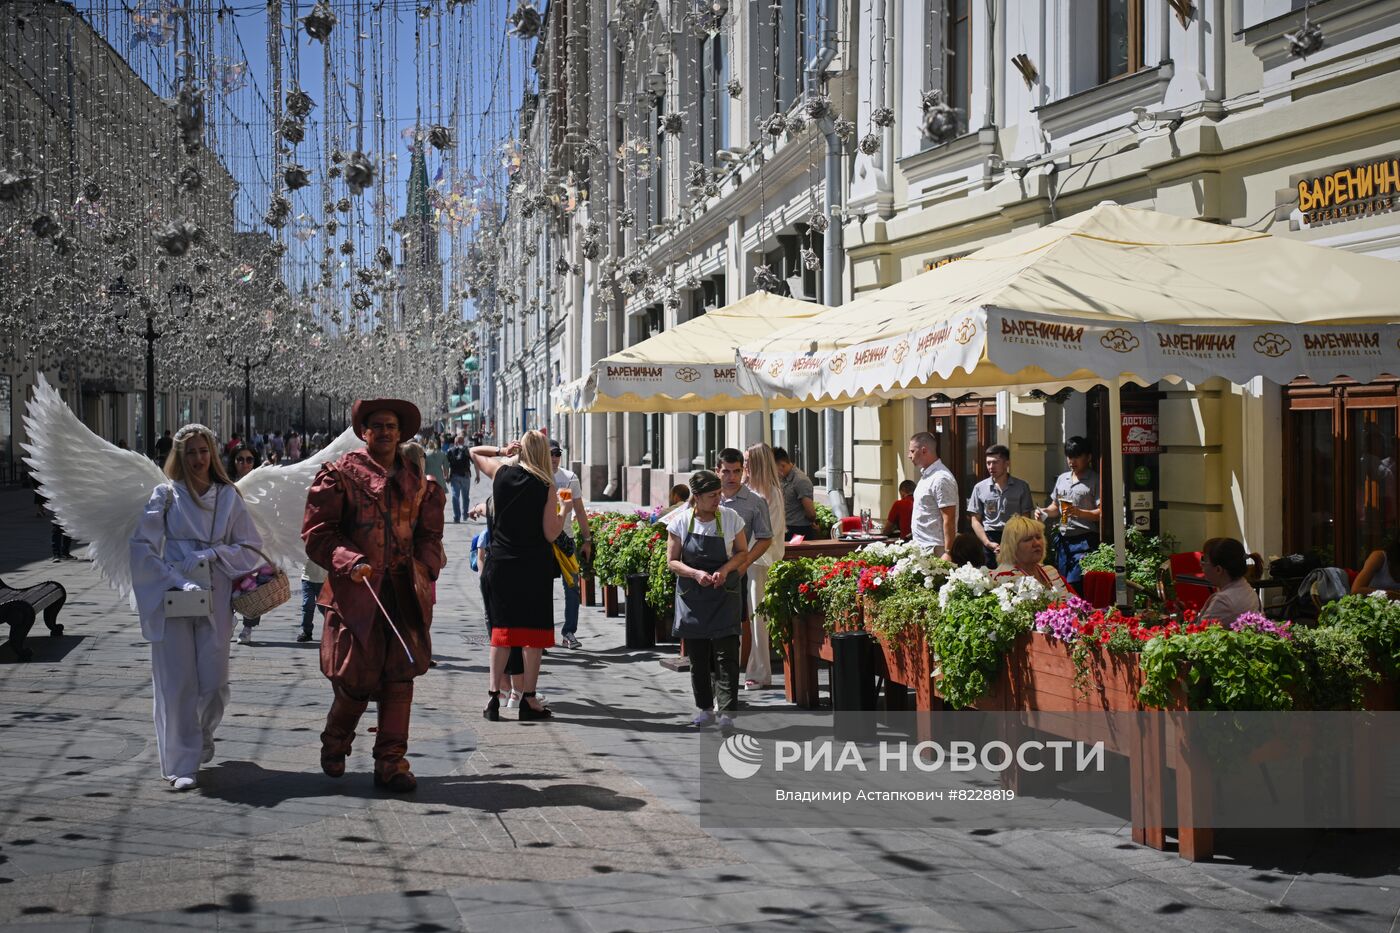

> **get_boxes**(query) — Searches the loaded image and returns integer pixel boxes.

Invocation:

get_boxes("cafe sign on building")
[1295,155,1400,228]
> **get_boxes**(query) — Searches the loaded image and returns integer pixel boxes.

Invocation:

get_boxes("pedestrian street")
[2,484,1398,933]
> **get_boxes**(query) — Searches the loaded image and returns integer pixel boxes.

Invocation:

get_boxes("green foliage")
[592,517,662,586]
[1078,528,1176,605]
[646,537,675,614]
[760,557,830,645]
[869,588,940,643]
[1318,593,1400,680]
[930,592,1033,709]
[814,503,838,538]
[1291,625,1379,710]
[1138,626,1301,710]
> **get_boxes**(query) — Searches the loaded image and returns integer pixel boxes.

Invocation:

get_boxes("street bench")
[0,576,67,661]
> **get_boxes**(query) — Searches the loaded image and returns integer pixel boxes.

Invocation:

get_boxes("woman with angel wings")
[22,375,358,790]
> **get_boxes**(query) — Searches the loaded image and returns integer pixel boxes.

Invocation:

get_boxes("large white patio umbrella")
[556,291,828,414]
[736,202,1400,601]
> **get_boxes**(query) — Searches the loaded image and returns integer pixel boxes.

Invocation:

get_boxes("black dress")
[483,464,555,648]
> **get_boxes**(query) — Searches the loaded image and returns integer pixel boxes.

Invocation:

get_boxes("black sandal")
[482,690,501,721]
[518,691,552,721]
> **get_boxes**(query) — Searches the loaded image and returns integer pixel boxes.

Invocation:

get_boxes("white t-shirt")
[664,506,746,558]
[553,466,582,499]
[912,458,959,553]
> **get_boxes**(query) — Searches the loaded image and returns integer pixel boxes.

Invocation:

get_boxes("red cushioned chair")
[1080,570,1117,609]
[1160,551,1214,612]
[838,515,864,534]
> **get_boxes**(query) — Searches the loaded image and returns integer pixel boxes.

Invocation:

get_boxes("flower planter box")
[783,612,826,708]
[603,583,621,617]
[581,575,597,607]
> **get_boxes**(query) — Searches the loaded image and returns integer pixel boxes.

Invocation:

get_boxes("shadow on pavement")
[0,633,86,663]
[198,760,650,813]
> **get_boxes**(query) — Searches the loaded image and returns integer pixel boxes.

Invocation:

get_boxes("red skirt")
[490,626,555,649]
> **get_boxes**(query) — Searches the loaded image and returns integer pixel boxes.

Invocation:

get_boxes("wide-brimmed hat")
[351,398,421,439]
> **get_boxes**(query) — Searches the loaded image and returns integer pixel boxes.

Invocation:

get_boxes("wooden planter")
[603,583,621,617]
[783,612,827,708]
[581,575,597,607]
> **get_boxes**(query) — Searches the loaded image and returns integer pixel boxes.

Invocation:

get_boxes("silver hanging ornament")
[786,114,807,134]
[375,245,394,268]
[508,0,542,39]
[726,78,743,99]
[355,267,376,285]
[352,291,373,310]
[858,133,881,156]
[920,89,960,145]
[686,161,709,188]
[662,112,686,136]
[345,151,375,195]
[121,252,138,271]
[284,164,311,191]
[156,222,203,256]
[428,124,455,150]
[1286,19,1325,58]
[302,0,336,42]
[764,112,788,136]
[554,257,571,276]
[82,180,102,202]
[265,195,291,227]
[834,119,856,141]
[871,106,896,128]
[807,209,829,234]
[337,197,351,213]
[753,264,783,294]
[280,116,305,145]
[31,214,59,238]
[325,219,339,236]
[178,165,203,192]
[619,208,636,228]
[176,83,205,155]
[580,237,600,260]
[286,88,315,119]
[801,247,820,271]
[339,240,355,256]
[804,94,832,121]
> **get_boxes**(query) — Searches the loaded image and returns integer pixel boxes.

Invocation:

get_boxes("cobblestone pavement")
[1,484,1397,932]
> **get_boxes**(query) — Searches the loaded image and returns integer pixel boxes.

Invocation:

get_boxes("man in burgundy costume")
[302,398,446,791]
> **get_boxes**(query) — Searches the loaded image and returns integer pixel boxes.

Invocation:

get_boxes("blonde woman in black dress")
[470,431,565,720]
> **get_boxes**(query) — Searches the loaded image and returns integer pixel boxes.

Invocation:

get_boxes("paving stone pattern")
[1,483,1397,932]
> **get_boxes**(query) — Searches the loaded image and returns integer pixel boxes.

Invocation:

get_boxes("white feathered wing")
[235,427,361,572]
[21,373,167,596]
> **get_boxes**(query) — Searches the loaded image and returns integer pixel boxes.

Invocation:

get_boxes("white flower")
[938,563,994,608]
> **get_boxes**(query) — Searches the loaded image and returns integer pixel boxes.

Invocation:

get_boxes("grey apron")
[673,511,743,639]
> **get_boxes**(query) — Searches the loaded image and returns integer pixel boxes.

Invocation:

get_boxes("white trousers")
[745,563,773,685]
[150,616,231,780]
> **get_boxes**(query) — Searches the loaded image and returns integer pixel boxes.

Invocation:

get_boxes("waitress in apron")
[665,470,750,729]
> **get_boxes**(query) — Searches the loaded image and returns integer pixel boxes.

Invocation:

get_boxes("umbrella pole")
[1106,376,1130,609]
[762,399,773,445]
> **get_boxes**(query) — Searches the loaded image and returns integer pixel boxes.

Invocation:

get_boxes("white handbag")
[162,486,217,618]
[164,558,212,617]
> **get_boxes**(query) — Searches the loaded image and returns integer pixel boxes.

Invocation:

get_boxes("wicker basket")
[231,547,291,617]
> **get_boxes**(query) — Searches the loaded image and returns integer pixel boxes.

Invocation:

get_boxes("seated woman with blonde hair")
[992,514,1067,593]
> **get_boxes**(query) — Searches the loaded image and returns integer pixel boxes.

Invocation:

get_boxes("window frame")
[1098,0,1145,85]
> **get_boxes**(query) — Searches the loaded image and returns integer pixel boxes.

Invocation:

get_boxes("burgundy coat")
[302,448,447,654]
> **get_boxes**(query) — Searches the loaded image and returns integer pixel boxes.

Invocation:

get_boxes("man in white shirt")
[908,431,959,557]
[551,443,591,649]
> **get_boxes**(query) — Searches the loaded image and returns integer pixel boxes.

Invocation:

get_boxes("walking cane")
[360,577,416,667]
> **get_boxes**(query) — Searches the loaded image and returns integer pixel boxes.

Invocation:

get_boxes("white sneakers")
[235,626,254,645]
[170,776,196,791]
[505,690,546,709]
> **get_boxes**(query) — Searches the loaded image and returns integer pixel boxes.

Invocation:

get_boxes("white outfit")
[1198,577,1260,625]
[911,458,959,555]
[553,466,583,500]
[745,485,786,686]
[130,481,263,781]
